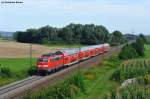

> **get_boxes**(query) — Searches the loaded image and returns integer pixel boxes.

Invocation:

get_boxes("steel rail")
[0,76,42,95]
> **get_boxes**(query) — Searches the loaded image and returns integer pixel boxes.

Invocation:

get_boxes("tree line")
[13,23,127,45]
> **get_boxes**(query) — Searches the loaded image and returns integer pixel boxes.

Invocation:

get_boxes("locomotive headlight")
[43,65,48,67]
[38,65,42,67]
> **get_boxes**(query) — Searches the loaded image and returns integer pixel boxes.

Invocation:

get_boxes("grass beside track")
[0,58,36,87]
[75,56,121,99]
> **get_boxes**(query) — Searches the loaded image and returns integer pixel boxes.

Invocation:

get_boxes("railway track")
[0,76,42,95]
[0,45,123,99]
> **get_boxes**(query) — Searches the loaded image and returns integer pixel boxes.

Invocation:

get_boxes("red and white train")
[37,43,110,74]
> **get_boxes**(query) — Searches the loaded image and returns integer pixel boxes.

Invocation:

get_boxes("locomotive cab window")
[38,58,48,62]
[42,53,54,57]
[51,57,61,62]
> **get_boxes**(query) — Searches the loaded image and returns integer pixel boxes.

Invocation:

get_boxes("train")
[37,43,110,74]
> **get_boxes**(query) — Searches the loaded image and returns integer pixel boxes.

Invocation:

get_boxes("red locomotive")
[37,43,110,74]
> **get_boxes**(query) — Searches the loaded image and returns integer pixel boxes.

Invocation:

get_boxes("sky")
[0,0,150,35]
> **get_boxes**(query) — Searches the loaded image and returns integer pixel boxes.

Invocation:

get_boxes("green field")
[144,44,150,58]
[0,58,36,72]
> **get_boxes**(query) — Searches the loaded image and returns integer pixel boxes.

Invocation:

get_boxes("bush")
[27,66,37,75]
[49,73,85,99]
[131,38,144,57]
[119,44,139,60]
[139,34,147,43]
[67,73,85,92]
[24,73,85,99]
[0,67,12,77]
[119,34,146,60]
[111,68,121,81]
[15,70,28,78]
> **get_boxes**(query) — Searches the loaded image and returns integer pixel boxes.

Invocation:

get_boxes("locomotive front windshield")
[55,51,63,55]
[38,58,48,62]
[42,53,54,57]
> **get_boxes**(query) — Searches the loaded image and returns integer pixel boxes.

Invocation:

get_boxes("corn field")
[104,84,150,99]
[112,59,150,83]
[108,59,150,99]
